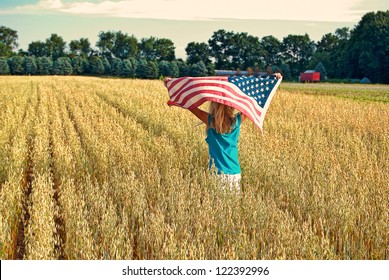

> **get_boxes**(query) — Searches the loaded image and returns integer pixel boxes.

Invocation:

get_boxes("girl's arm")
[188,107,208,126]
[241,113,248,123]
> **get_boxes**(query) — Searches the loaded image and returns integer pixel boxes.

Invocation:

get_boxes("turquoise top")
[205,113,242,175]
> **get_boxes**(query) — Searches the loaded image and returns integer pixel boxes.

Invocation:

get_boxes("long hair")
[209,102,236,134]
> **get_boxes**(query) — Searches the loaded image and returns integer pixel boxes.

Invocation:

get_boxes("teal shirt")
[205,113,242,175]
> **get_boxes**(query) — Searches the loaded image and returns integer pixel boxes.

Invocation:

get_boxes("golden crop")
[0,76,388,260]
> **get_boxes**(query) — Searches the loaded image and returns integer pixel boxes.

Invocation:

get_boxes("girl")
[166,73,282,192]
[187,102,247,192]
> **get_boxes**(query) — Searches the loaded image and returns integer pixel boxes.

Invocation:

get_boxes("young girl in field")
[188,102,247,192]
[165,73,282,192]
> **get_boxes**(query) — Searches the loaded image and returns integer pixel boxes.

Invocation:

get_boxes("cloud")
[1,0,370,22]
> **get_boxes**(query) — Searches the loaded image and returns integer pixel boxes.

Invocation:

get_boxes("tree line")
[0,10,388,83]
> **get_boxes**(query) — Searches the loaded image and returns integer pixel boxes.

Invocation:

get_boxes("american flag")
[164,75,282,134]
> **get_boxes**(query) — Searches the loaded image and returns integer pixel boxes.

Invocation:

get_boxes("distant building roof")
[360,77,371,84]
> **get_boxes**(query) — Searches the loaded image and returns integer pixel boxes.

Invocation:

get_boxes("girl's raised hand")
[274,73,282,79]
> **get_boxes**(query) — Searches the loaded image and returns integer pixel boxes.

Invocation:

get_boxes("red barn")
[300,70,320,82]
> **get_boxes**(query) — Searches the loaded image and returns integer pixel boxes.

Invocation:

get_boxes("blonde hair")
[209,102,236,134]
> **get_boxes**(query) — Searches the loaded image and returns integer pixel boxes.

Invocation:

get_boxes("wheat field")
[0,76,387,260]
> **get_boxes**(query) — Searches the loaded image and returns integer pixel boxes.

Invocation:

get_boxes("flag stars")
[229,75,278,109]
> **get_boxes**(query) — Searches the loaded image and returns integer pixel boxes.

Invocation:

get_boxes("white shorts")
[218,173,241,192]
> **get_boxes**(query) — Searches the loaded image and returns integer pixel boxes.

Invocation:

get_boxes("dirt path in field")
[15,131,33,259]
[15,83,39,260]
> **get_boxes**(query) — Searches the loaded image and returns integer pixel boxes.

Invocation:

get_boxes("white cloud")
[40,0,64,9]
[3,0,369,22]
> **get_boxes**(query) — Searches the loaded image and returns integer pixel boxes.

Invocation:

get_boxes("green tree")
[0,57,10,74]
[170,61,180,78]
[316,33,339,53]
[8,56,24,75]
[261,35,282,66]
[96,31,115,58]
[310,32,342,78]
[147,61,159,79]
[185,42,211,65]
[208,29,235,69]
[190,61,207,77]
[111,58,124,76]
[89,56,104,75]
[155,38,175,61]
[69,38,92,58]
[71,56,88,75]
[281,34,315,78]
[139,37,155,60]
[102,57,111,75]
[24,56,37,75]
[0,26,18,57]
[308,51,332,76]
[135,59,148,78]
[348,10,389,83]
[176,59,190,77]
[315,62,328,81]
[53,57,73,75]
[230,32,264,70]
[46,34,66,60]
[135,59,159,79]
[123,58,136,77]
[158,60,172,77]
[113,32,138,59]
[139,37,175,61]
[36,57,52,75]
[331,27,351,78]
[28,41,48,57]
[279,64,291,80]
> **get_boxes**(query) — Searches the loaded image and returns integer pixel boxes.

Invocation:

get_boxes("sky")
[0,0,388,58]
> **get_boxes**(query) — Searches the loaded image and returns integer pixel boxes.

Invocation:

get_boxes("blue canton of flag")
[228,75,278,108]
